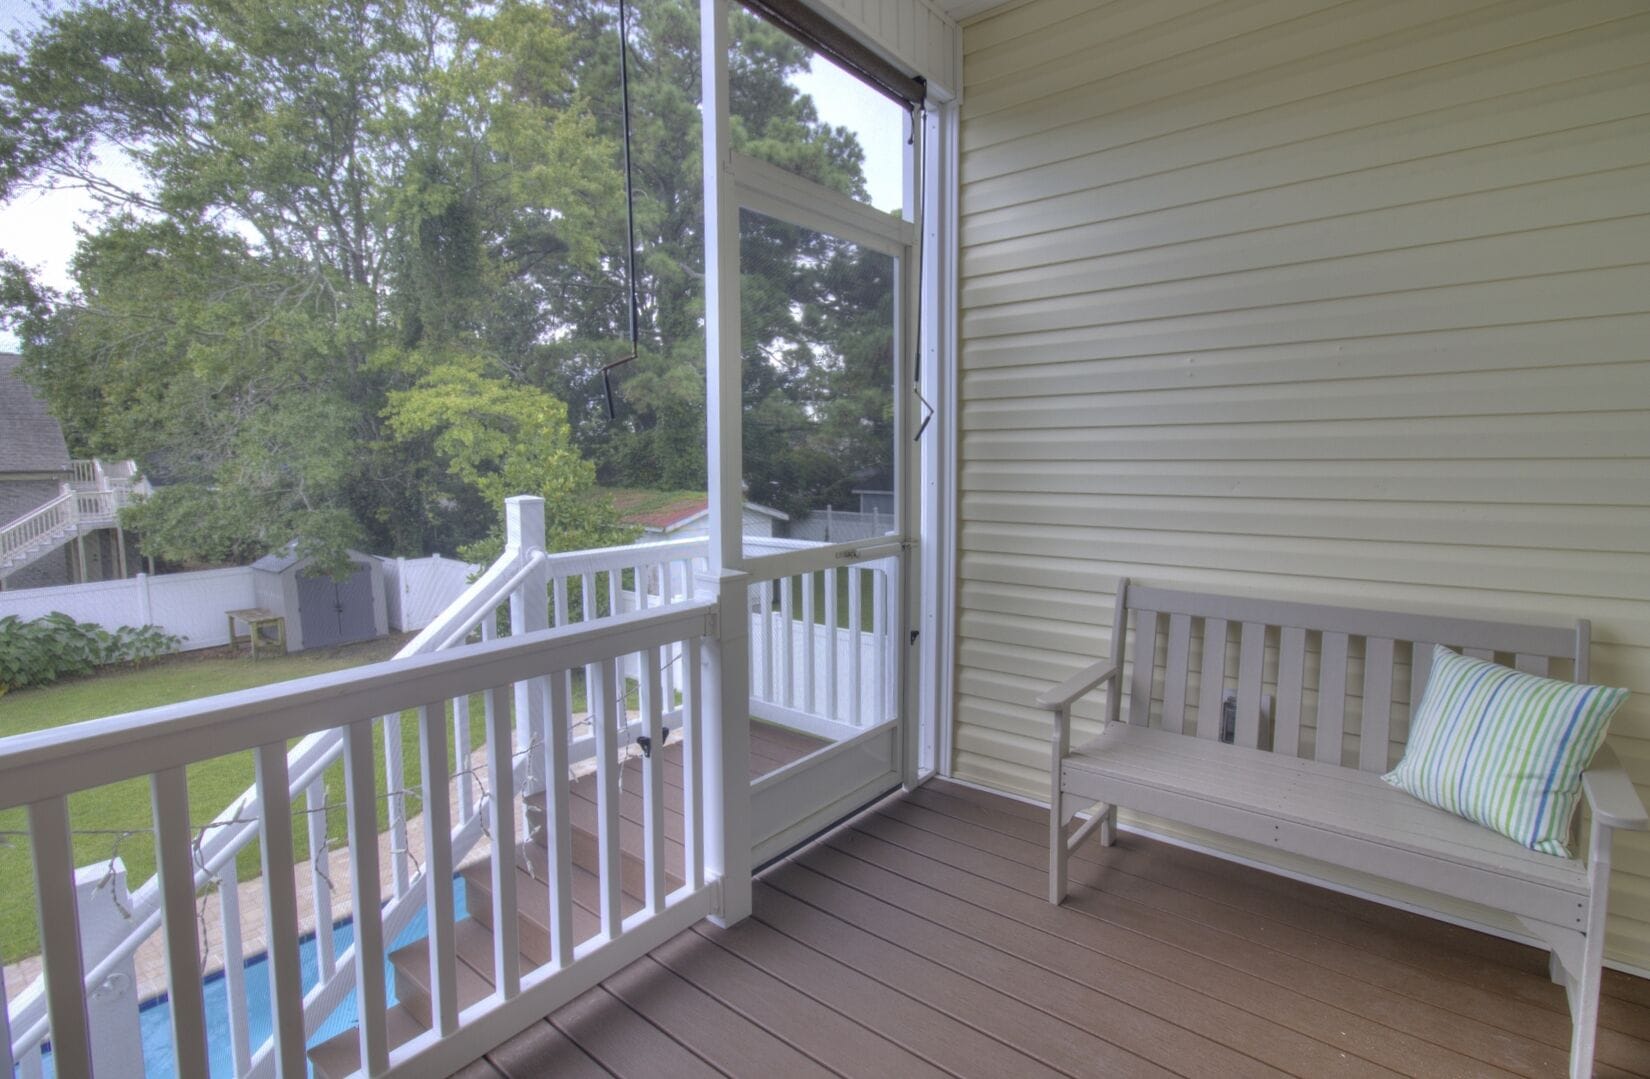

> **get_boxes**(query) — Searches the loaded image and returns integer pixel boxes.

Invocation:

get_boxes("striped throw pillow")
[1384,645,1628,858]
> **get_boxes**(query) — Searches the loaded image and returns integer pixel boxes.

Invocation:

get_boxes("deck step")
[308,1003,426,1079]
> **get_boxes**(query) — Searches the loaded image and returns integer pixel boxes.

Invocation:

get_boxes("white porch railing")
[0,504,724,1077]
[1,500,889,1076]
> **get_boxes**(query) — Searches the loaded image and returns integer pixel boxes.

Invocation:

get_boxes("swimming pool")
[38,876,468,1077]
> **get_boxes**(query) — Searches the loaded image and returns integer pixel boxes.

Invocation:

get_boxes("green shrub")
[0,613,182,692]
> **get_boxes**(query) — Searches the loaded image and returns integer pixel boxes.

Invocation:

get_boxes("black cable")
[602,0,642,419]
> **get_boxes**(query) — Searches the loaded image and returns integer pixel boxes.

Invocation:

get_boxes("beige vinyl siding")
[953,0,1650,969]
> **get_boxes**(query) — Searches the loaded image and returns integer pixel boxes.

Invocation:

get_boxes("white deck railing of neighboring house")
[0,459,149,578]
[1,498,894,1077]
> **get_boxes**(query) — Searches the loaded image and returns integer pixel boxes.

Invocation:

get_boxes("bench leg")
[1097,804,1118,847]
[1568,821,1614,1079]
[1049,798,1068,905]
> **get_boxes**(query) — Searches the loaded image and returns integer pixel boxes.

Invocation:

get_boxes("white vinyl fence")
[785,506,894,543]
[380,555,479,632]
[0,568,256,650]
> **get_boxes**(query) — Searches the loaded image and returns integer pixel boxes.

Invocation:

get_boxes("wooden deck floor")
[455,779,1650,1079]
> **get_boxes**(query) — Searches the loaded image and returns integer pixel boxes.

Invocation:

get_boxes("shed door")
[297,566,375,649]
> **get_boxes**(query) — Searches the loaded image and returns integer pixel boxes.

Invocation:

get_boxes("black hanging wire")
[910,100,936,444]
[601,0,643,419]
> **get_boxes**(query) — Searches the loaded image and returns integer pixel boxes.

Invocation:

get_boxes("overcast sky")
[0,6,902,351]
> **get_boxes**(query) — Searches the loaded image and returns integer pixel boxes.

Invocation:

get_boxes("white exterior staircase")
[0,458,149,581]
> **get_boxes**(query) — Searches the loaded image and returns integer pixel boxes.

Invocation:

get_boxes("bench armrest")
[1037,660,1120,712]
[1584,744,1649,832]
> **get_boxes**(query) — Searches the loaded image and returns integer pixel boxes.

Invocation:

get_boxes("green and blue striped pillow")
[1384,645,1628,858]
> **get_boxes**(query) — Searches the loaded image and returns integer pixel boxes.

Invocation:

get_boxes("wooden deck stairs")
[308,722,824,1077]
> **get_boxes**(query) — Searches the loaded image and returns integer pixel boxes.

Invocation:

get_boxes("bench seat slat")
[1063,724,1587,906]
[1070,732,1567,871]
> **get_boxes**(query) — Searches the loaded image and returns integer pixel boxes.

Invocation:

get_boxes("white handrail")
[2,508,726,1069]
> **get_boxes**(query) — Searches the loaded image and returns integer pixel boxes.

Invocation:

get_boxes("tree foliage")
[0,0,897,567]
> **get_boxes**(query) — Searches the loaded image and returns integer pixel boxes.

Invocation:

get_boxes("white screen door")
[729,150,919,864]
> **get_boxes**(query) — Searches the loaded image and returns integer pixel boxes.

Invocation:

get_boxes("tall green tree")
[0,0,895,566]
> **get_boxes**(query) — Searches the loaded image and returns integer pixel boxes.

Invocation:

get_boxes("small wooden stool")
[226,607,286,659]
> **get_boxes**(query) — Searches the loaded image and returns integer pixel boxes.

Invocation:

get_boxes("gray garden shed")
[250,545,388,652]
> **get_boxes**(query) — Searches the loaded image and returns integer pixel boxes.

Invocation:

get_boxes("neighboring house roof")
[0,353,71,474]
[605,488,789,533]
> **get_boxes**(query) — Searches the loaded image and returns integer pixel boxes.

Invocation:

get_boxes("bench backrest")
[1109,579,1589,774]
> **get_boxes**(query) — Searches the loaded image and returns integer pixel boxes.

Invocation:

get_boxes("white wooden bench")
[1038,580,1647,1079]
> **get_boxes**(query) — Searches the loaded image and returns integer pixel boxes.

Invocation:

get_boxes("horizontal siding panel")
[961,493,1650,555]
[955,0,1650,970]
[962,316,1650,399]
[960,459,1650,507]
[963,364,1650,432]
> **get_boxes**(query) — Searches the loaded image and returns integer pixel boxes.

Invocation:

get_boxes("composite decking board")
[798,832,1392,1079]
[692,917,1067,1078]
[750,875,1175,1078]
[549,985,722,1079]
[322,779,1650,1077]
[765,855,1286,1078]
[846,806,1530,1078]
[909,786,1582,1015]
[860,804,1610,1077]
[914,781,1650,1038]
[450,1057,509,1079]
[605,955,839,1079]
[919,779,1563,976]
[649,925,947,1079]
[486,1019,610,1079]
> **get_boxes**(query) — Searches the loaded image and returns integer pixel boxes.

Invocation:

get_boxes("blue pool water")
[38,877,468,1078]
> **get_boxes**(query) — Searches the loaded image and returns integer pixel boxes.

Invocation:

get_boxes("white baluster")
[453,694,474,822]
[541,672,574,968]
[593,656,624,939]
[27,797,90,1078]
[485,685,521,998]
[874,567,888,723]
[826,567,839,722]
[758,580,773,702]
[781,575,795,709]
[306,780,335,981]
[417,702,459,1037]
[218,869,252,1076]
[0,951,12,1077]
[802,571,816,715]
[253,743,305,1075]
[151,767,209,1077]
[683,636,705,891]
[384,710,409,898]
[641,645,665,914]
[342,719,388,1074]
[849,566,863,727]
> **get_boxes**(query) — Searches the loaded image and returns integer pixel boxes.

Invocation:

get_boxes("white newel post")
[508,497,549,813]
[73,859,143,1075]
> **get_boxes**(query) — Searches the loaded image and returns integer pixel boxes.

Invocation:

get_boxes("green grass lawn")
[0,635,495,965]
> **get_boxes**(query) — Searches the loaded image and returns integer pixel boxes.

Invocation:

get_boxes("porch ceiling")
[463,780,1650,1077]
